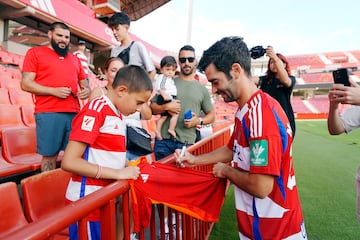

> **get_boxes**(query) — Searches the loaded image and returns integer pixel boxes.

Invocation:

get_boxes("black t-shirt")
[259,75,296,136]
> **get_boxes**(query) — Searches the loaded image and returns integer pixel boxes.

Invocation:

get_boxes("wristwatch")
[198,117,203,125]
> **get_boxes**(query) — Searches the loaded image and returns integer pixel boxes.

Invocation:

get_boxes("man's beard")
[51,39,69,57]
[181,65,195,76]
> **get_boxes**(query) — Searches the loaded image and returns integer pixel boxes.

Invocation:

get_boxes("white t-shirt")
[340,105,360,133]
[154,74,177,97]
[110,41,155,72]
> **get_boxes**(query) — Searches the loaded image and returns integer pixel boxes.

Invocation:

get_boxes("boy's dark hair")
[113,65,153,93]
[107,12,131,28]
[49,22,69,31]
[160,56,177,68]
[198,36,251,79]
[178,45,195,56]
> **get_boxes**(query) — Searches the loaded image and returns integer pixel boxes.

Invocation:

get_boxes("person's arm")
[177,142,273,198]
[139,103,152,120]
[150,99,181,115]
[148,69,156,80]
[77,79,90,100]
[61,140,140,180]
[177,145,233,166]
[327,85,346,135]
[266,46,292,88]
[213,162,274,199]
[21,72,72,98]
[184,109,216,128]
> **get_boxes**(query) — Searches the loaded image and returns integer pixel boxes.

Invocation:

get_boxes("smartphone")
[332,68,350,86]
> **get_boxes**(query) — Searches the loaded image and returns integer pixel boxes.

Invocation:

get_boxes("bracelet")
[95,165,102,179]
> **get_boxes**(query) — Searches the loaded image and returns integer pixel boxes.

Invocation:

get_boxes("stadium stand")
[287,54,326,70]
[0,182,29,236]
[300,72,333,84]
[291,96,312,114]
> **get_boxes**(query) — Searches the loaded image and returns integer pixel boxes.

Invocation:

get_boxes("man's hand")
[52,87,72,99]
[174,149,196,167]
[78,86,90,100]
[167,99,181,114]
[213,162,229,178]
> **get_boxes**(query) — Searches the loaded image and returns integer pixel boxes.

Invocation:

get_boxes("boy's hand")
[118,166,140,180]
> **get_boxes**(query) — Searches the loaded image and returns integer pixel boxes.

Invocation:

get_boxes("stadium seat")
[0,88,10,104]
[0,153,33,180]
[1,126,41,170]
[20,104,35,127]
[0,104,24,134]
[0,75,20,89]
[9,88,34,105]
[21,168,71,238]
[0,182,29,236]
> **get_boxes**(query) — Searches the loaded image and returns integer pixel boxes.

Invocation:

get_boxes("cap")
[78,40,86,45]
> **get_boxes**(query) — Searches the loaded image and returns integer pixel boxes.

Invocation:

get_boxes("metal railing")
[0,127,231,240]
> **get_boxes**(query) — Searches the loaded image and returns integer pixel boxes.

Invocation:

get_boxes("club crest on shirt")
[141,174,149,183]
[250,140,268,166]
[81,115,95,131]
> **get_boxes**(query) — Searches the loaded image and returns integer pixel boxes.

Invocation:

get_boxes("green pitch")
[210,120,360,239]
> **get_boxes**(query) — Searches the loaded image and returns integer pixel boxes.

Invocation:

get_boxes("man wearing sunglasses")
[150,45,215,161]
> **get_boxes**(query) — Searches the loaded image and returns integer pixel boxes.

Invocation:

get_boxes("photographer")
[255,46,296,137]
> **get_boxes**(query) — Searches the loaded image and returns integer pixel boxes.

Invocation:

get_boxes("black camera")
[250,46,266,59]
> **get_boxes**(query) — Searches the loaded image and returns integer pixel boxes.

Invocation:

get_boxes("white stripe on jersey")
[66,178,102,202]
[234,185,288,218]
[249,94,262,138]
[87,148,126,169]
[89,97,107,112]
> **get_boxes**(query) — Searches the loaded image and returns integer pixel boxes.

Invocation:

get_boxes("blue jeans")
[153,138,187,161]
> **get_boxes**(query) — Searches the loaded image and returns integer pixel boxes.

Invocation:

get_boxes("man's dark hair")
[108,12,131,28]
[179,45,195,56]
[49,22,69,31]
[113,65,153,93]
[198,37,252,79]
[160,56,177,68]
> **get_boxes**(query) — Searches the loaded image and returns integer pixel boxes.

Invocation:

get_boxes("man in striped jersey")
[178,37,307,240]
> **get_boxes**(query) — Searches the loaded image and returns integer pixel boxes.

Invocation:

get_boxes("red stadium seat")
[0,182,29,236]
[20,104,35,127]
[0,75,20,89]
[9,88,34,105]
[0,153,32,179]
[1,126,41,170]
[0,104,24,134]
[0,88,10,104]
[21,168,71,238]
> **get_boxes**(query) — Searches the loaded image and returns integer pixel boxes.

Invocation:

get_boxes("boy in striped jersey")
[61,65,153,240]
[178,37,307,240]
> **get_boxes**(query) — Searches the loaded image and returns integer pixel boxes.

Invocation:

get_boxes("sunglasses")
[179,57,195,63]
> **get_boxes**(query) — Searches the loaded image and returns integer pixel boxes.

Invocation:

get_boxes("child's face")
[105,60,124,84]
[115,89,152,116]
[111,24,128,42]
[160,66,176,78]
